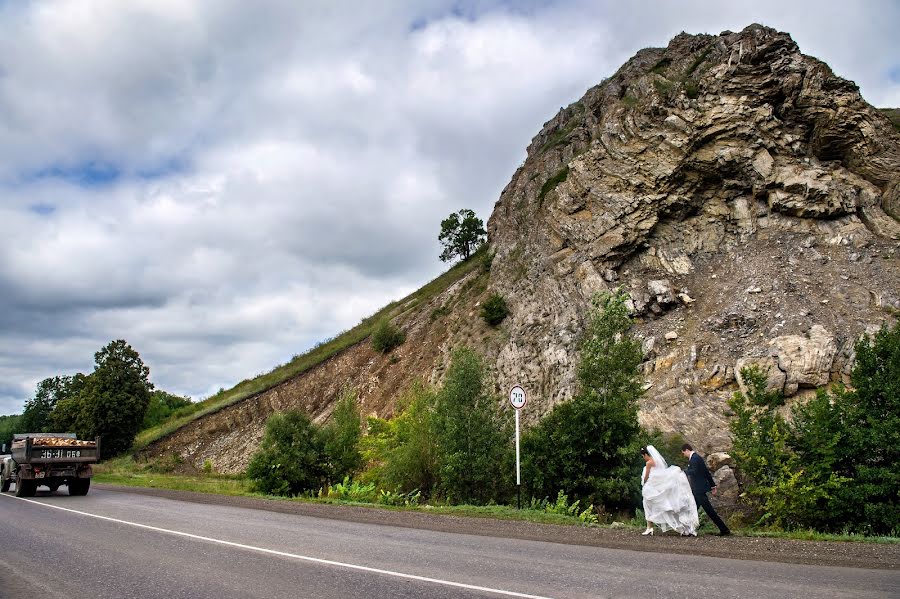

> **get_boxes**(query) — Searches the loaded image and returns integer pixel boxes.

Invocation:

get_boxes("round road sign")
[509,385,527,410]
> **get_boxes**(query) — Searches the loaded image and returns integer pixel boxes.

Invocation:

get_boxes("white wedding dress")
[641,446,699,535]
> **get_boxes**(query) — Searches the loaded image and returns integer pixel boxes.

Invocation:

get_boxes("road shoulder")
[94,483,899,570]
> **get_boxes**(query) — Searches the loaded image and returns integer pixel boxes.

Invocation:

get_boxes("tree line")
[2,340,189,458]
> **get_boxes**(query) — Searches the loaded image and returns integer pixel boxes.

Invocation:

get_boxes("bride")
[640,445,699,536]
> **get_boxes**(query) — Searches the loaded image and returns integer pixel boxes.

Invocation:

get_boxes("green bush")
[378,488,422,507]
[433,348,514,504]
[361,382,440,496]
[361,349,513,505]
[322,388,363,481]
[480,293,509,326]
[683,80,700,99]
[479,246,495,271]
[522,289,644,511]
[246,410,329,496]
[730,322,900,534]
[729,369,846,530]
[371,319,405,353]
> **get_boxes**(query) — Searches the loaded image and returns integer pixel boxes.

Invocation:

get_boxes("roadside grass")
[94,456,250,495]
[93,460,899,543]
[133,249,488,451]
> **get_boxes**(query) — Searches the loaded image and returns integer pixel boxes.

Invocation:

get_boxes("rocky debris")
[706,452,734,472]
[712,465,741,506]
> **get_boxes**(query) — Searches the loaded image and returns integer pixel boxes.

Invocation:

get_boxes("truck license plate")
[35,472,45,478]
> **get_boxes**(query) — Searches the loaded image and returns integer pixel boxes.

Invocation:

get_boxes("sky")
[1,0,898,414]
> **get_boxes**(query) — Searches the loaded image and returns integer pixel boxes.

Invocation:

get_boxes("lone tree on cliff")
[438,209,486,262]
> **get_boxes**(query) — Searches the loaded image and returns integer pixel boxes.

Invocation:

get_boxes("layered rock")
[487,24,900,451]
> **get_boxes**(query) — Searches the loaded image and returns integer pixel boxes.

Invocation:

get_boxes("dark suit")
[685,452,730,534]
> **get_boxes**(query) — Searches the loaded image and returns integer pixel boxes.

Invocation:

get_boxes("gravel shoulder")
[95,483,899,571]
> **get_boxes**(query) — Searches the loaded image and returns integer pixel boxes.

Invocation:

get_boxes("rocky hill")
[144,24,899,475]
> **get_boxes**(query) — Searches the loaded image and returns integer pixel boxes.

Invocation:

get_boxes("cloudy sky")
[1,0,898,414]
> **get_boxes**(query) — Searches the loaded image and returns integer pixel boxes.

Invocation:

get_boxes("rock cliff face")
[145,24,899,473]
[487,24,899,451]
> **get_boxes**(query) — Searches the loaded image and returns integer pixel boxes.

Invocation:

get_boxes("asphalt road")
[0,486,897,599]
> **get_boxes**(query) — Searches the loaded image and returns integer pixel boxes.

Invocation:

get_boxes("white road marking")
[2,493,554,599]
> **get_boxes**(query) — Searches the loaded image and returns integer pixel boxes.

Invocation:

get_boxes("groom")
[682,443,731,536]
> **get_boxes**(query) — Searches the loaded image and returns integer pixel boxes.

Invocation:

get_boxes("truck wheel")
[69,479,90,496]
[15,480,36,497]
[1,477,9,492]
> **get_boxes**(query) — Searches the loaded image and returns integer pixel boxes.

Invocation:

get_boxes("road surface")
[0,486,896,598]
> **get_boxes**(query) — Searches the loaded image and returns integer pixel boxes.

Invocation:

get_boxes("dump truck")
[1,433,99,497]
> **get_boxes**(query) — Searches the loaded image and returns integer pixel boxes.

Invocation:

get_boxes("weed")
[480,293,509,326]
[653,79,673,97]
[321,477,378,502]
[372,319,405,353]
[650,57,671,75]
[686,46,713,76]
[538,166,570,206]
[684,80,700,99]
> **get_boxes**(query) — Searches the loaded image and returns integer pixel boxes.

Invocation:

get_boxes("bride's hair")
[640,447,649,456]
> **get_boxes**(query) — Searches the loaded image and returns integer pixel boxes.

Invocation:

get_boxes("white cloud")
[1,0,897,413]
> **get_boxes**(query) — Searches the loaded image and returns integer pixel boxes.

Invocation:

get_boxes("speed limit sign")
[509,385,526,410]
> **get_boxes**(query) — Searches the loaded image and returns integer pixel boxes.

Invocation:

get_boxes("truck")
[1,433,99,497]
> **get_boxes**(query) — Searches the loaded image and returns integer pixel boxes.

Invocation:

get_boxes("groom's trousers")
[693,491,730,534]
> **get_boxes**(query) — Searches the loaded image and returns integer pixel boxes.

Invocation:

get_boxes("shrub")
[322,388,363,481]
[480,293,509,326]
[730,322,900,534]
[371,319,405,353]
[683,80,700,99]
[479,246,495,272]
[246,410,329,496]
[378,488,422,507]
[522,289,644,511]
[361,382,440,496]
[729,369,846,530]
[362,349,513,505]
[433,348,513,504]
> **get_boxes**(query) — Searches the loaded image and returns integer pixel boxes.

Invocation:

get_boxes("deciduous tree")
[438,209,486,263]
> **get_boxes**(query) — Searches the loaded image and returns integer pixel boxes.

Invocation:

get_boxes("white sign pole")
[515,408,521,488]
[509,385,526,509]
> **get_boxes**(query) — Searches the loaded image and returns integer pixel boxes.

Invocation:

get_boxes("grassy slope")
[135,250,487,450]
